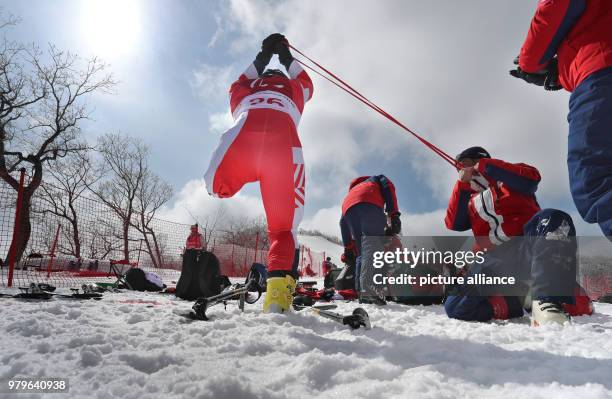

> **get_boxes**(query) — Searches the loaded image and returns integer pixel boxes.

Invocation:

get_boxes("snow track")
[1,288,611,399]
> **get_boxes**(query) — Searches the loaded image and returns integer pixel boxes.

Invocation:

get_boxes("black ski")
[53,287,103,300]
[0,284,103,300]
[14,284,53,299]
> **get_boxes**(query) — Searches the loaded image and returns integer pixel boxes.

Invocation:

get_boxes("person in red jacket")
[510,0,612,238]
[339,175,401,302]
[445,147,541,250]
[444,147,589,326]
[185,224,203,250]
[203,33,313,313]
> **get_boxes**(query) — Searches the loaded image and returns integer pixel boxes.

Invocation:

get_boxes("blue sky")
[1,0,602,237]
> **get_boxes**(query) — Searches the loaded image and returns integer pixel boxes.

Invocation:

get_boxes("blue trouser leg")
[344,203,387,291]
[444,295,493,322]
[568,67,612,238]
[444,246,524,322]
[523,208,577,304]
[445,209,578,321]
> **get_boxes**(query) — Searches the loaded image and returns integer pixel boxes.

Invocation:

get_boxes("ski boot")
[358,282,387,306]
[531,300,570,326]
[263,273,296,313]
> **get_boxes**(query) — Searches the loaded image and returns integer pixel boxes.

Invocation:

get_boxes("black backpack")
[124,268,165,292]
[176,249,228,300]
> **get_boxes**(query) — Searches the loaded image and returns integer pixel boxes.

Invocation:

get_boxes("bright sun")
[79,0,142,60]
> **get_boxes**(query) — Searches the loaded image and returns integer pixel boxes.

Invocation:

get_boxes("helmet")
[455,146,491,162]
[261,69,287,78]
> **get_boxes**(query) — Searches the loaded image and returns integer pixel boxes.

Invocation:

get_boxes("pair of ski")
[0,283,103,300]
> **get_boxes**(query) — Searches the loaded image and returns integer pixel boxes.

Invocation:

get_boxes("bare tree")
[33,151,98,259]
[131,169,173,268]
[0,18,115,263]
[224,215,269,250]
[199,204,228,249]
[85,219,122,260]
[88,133,149,261]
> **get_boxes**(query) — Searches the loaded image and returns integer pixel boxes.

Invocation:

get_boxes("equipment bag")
[334,263,356,291]
[125,268,165,292]
[175,249,228,300]
[324,267,343,289]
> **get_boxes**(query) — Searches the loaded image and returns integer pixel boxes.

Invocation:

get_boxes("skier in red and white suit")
[204,34,313,311]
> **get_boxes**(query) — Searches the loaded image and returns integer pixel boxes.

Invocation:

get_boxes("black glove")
[276,41,293,70]
[509,56,563,91]
[255,33,288,75]
[253,51,273,76]
[386,213,402,236]
[262,33,286,55]
[543,57,563,91]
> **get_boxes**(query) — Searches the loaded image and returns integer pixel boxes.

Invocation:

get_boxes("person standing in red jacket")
[510,0,612,238]
[339,175,401,302]
[444,147,583,326]
[203,33,313,313]
[185,224,203,250]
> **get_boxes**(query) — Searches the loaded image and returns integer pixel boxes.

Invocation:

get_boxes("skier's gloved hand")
[276,41,294,70]
[543,57,563,91]
[386,212,402,235]
[459,166,475,183]
[262,33,286,55]
[253,51,273,76]
[509,56,562,91]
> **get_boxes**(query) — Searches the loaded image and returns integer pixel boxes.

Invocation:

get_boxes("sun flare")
[79,0,142,60]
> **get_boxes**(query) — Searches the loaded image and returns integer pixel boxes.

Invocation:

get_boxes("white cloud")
[209,111,234,135]
[158,178,265,228]
[400,209,462,236]
[191,63,234,105]
[301,206,343,238]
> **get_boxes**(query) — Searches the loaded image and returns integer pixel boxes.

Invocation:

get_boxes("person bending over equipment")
[339,175,401,303]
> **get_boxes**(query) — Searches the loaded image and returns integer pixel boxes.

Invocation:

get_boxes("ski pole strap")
[288,44,459,168]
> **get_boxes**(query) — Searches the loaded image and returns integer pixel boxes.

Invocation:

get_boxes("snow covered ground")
[1,286,612,399]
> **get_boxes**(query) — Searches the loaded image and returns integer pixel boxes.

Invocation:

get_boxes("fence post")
[7,168,26,288]
[231,240,235,273]
[243,243,248,275]
[136,239,143,266]
[46,224,61,278]
[253,231,259,264]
